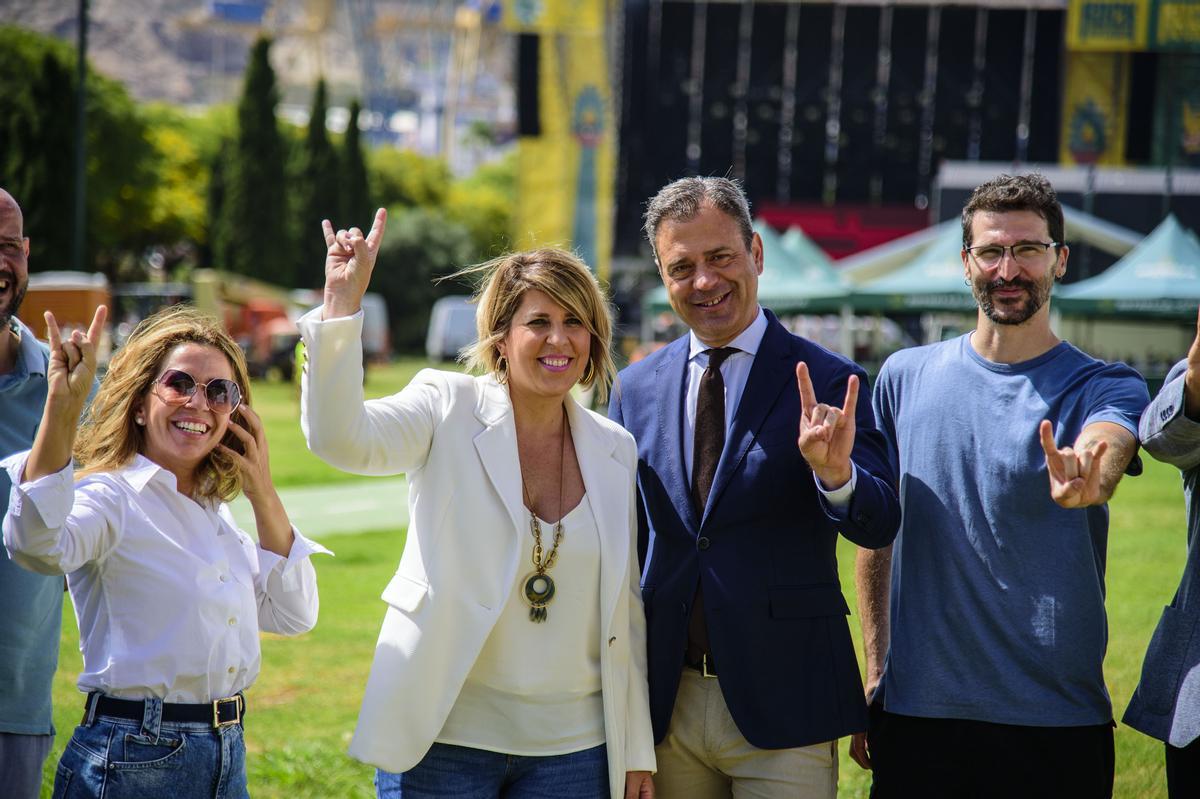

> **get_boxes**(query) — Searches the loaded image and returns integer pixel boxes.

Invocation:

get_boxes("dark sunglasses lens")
[206,380,241,412]
[159,370,196,402]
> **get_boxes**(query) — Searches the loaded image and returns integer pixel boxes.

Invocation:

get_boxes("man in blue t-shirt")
[853,174,1150,798]
[0,187,62,798]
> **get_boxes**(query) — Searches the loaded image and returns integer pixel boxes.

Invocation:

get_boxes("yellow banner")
[514,1,614,279]
[1067,0,1151,50]
[503,0,604,34]
[1060,52,1130,165]
[1156,0,1200,49]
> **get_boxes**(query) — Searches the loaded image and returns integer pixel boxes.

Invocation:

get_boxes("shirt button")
[697,536,711,551]
[228,666,236,674]
[608,636,617,647]
[219,574,229,583]
[228,617,237,626]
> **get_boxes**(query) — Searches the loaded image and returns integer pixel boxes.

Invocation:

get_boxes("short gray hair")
[643,177,754,261]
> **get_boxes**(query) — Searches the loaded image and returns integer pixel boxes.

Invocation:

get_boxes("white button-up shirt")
[683,307,856,501]
[2,452,329,703]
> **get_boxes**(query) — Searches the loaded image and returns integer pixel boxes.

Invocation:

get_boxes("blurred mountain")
[0,0,358,106]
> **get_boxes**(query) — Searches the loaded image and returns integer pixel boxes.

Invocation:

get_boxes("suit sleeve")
[299,309,444,476]
[818,362,900,549]
[1140,360,1200,472]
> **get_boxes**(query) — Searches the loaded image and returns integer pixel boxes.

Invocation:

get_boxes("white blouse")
[2,452,329,703]
[436,494,605,756]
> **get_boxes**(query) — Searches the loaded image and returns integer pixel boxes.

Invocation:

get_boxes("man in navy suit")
[609,177,900,798]
[1124,308,1200,798]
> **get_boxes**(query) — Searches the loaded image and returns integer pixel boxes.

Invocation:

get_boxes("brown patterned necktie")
[691,347,738,514]
[687,346,738,668]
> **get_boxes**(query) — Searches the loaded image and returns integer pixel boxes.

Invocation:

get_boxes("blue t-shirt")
[872,334,1150,726]
[0,318,60,735]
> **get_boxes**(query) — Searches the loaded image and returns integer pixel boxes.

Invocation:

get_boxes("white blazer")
[298,311,656,796]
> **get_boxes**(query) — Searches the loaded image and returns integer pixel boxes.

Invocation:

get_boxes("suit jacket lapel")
[705,314,793,520]
[655,337,699,532]
[568,400,629,631]
[472,376,528,544]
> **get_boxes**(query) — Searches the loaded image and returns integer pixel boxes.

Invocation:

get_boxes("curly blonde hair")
[454,248,617,403]
[75,305,252,502]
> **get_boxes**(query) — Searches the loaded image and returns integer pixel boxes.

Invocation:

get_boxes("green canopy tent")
[835,205,1142,291]
[643,219,852,316]
[1056,214,1200,319]
[779,226,835,272]
[848,220,978,312]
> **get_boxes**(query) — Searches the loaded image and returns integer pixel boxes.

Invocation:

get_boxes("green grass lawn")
[251,357,453,488]
[39,364,1189,797]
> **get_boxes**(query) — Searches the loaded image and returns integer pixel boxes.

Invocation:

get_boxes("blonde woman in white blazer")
[300,210,656,799]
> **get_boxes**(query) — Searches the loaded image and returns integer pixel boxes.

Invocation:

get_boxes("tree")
[0,26,155,277]
[205,138,232,269]
[297,78,340,288]
[221,36,291,284]
[341,99,372,228]
[370,205,475,352]
[369,147,451,209]
[445,151,515,259]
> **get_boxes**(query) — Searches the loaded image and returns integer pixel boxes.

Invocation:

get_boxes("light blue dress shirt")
[0,318,60,735]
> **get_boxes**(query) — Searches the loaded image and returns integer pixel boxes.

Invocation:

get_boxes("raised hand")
[25,305,107,481]
[796,362,857,489]
[322,208,388,319]
[1039,419,1109,508]
[45,305,106,417]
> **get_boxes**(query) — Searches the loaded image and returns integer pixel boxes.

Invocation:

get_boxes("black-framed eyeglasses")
[152,369,242,414]
[965,242,1060,267]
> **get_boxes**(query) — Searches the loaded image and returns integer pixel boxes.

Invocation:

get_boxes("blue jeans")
[375,742,609,799]
[52,697,248,799]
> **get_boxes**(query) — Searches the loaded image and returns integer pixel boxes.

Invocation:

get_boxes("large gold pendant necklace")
[521,409,568,623]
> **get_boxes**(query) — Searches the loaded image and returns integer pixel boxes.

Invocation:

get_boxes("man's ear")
[21,237,29,258]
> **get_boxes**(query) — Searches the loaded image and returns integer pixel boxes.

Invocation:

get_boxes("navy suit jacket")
[1124,360,1200,747]
[609,311,900,748]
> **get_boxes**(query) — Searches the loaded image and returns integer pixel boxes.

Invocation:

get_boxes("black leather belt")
[684,653,717,677]
[86,693,245,728]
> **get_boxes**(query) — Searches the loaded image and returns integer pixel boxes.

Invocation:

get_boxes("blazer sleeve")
[817,361,900,549]
[1140,360,1200,472]
[299,309,445,475]
[620,434,657,773]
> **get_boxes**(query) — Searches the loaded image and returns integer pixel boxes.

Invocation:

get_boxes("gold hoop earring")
[496,355,508,385]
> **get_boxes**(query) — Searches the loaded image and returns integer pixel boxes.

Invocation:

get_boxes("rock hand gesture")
[322,209,388,319]
[796,361,858,490]
[26,306,106,481]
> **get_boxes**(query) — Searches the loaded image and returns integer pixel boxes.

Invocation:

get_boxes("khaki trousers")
[654,668,838,799]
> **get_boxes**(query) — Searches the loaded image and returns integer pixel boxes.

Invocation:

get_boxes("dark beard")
[973,275,1052,326]
[0,283,26,328]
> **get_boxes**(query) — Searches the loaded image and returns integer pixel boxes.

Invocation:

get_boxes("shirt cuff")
[298,306,363,327]
[814,462,857,508]
[256,528,333,592]
[2,451,74,528]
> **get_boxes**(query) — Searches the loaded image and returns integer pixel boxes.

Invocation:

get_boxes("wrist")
[815,464,852,491]
[322,292,361,321]
[43,395,84,423]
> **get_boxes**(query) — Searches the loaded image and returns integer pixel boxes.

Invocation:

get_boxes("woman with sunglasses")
[2,304,327,799]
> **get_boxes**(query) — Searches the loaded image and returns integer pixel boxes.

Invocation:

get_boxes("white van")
[426,295,477,362]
